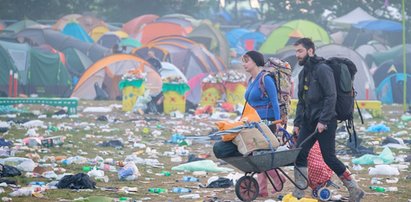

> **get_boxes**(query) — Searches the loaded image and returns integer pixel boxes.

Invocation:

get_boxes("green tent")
[120,38,141,48]
[259,19,331,54]
[0,40,72,97]
[28,48,72,97]
[62,48,93,77]
[366,44,411,67]
[4,19,40,33]
[0,45,18,96]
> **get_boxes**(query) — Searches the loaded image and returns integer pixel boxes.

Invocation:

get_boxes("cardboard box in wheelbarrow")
[232,123,280,156]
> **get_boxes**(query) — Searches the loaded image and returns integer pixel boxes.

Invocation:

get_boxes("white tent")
[330,7,377,28]
[159,62,187,82]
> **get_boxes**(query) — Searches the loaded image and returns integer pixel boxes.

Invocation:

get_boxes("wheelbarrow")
[217,126,317,202]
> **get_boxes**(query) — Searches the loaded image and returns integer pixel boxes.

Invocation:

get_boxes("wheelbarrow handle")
[296,128,318,148]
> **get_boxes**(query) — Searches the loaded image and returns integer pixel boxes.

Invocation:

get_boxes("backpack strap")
[345,120,358,148]
[259,71,269,97]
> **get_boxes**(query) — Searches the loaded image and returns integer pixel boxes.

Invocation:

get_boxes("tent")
[376,73,411,104]
[62,47,93,78]
[258,21,284,36]
[365,44,411,68]
[155,16,193,34]
[62,22,94,43]
[236,31,266,55]
[225,28,250,48]
[97,32,122,49]
[291,44,376,100]
[136,22,188,44]
[16,28,111,61]
[353,19,402,32]
[52,14,82,30]
[0,40,72,97]
[71,54,162,100]
[162,13,201,27]
[134,36,226,80]
[259,20,330,54]
[89,25,110,41]
[0,43,18,95]
[77,15,106,33]
[4,19,41,33]
[0,20,6,31]
[187,20,230,66]
[122,15,159,38]
[159,62,187,82]
[344,19,403,48]
[373,59,411,87]
[355,41,390,59]
[186,73,207,104]
[330,7,377,28]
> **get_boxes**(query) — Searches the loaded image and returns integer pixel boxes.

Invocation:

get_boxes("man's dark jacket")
[294,56,337,127]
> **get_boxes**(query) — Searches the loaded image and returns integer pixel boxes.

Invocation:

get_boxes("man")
[292,38,364,202]
[146,51,162,71]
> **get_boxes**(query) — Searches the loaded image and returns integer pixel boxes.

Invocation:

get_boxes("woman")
[242,50,286,198]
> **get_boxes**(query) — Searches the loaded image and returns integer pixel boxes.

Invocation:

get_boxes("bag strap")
[252,122,276,152]
[345,119,358,148]
[355,98,364,124]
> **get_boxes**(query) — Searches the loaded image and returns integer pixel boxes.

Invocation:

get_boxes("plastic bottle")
[159,171,170,176]
[29,181,45,186]
[172,187,192,193]
[369,186,398,192]
[82,166,92,172]
[181,176,199,182]
[148,188,167,193]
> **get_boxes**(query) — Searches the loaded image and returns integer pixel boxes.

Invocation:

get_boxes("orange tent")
[137,22,188,44]
[122,14,159,38]
[71,54,162,100]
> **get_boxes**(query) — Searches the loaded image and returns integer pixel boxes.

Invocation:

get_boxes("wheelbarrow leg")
[276,167,309,190]
[264,169,284,192]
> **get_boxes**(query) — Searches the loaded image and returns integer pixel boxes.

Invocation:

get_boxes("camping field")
[0,100,410,202]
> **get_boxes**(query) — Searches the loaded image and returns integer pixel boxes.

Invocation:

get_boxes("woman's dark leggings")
[295,119,346,176]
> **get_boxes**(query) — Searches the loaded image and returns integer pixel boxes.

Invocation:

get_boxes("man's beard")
[298,54,309,66]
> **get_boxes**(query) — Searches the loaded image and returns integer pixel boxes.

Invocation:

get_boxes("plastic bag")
[352,147,394,165]
[171,160,233,172]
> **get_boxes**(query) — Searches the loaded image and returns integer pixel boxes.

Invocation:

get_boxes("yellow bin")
[199,83,225,107]
[162,83,190,114]
[225,81,246,105]
[119,79,145,112]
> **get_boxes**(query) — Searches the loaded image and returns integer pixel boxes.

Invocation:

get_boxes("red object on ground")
[8,70,13,97]
[13,73,18,97]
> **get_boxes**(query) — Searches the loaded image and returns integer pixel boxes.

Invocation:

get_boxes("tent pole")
[402,0,407,112]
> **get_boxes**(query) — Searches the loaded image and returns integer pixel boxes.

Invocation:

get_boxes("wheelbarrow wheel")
[235,176,259,202]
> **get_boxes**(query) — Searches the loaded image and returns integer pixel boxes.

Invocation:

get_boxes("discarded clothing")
[206,177,233,188]
[98,140,123,147]
[57,173,96,189]
[0,138,12,147]
[0,164,21,177]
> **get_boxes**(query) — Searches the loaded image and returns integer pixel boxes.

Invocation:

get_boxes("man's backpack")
[259,57,292,124]
[324,57,364,147]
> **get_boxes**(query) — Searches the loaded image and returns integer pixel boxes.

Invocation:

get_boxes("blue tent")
[353,19,402,32]
[376,73,411,104]
[62,22,94,43]
[236,31,266,55]
[225,28,250,48]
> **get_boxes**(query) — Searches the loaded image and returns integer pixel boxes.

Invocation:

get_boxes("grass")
[0,101,410,201]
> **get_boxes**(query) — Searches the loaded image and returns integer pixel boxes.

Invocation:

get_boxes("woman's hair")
[243,50,265,66]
